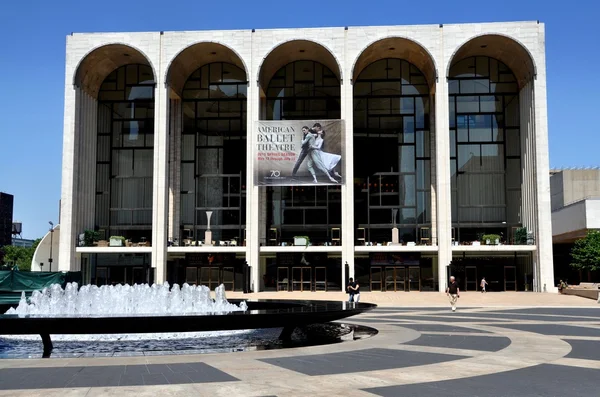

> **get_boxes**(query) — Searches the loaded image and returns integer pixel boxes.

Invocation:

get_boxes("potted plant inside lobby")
[515,227,528,245]
[109,236,126,247]
[83,230,100,247]
[483,234,501,245]
[293,236,310,247]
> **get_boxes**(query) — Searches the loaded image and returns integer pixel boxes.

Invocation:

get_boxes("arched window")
[95,64,155,242]
[263,60,341,245]
[265,60,340,120]
[448,56,521,242]
[353,59,431,244]
[180,62,248,242]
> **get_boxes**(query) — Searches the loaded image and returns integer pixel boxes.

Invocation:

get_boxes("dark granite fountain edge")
[0,300,376,357]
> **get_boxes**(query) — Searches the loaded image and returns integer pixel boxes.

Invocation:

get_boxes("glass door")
[314,267,327,291]
[465,266,477,291]
[301,267,312,291]
[408,267,420,291]
[186,267,198,285]
[130,266,145,285]
[385,267,396,291]
[222,267,235,291]
[200,267,220,289]
[96,267,108,286]
[370,267,383,291]
[291,267,302,291]
[395,267,407,292]
[277,267,289,291]
[504,266,517,291]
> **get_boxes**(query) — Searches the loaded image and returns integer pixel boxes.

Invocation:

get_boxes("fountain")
[5,282,246,316]
[0,282,375,358]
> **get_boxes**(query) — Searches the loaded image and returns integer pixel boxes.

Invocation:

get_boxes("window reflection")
[180,63,248,242]
[354,59,431,244]
[264,61,341,245]
[448,56,522,235]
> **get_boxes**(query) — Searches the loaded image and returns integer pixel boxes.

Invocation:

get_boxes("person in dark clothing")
[291,126,314,178]
[446,276,460,312]
[347,277,360,303]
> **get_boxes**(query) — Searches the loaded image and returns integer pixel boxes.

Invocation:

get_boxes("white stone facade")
[59,21,556,293]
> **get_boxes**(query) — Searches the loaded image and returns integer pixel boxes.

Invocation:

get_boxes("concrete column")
[341,77,354,289]
[168,97,182,243]
[429,93,438,246]
[247,43,260,291]
[58,85,79,272]
[71,92,97,272]
[532,56,556,292]
[152,80,169,284]
[434,78,452,292]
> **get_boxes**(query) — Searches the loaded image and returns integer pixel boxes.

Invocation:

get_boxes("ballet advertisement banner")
[253,120,345,186]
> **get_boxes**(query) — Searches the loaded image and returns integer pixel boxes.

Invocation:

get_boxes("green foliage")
[483,234,501,244]
[84,230,100,246]
[109,236,126,246]
[515,227,528,245]
[0,239,41,271]
[293,236,310,246]
[570,230,600,272]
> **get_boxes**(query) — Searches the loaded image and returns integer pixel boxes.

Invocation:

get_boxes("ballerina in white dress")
[312,130,342,179]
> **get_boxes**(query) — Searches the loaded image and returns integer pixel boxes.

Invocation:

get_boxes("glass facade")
[95,64,155,242]
[68,30,547,293]
[81,253,152,286]
[353,59,432,245]
[264,61,341,245]
[180,63,248,243]
[448,56,521,243]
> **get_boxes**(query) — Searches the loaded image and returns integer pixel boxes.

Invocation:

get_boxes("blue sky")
[0,0,597,239]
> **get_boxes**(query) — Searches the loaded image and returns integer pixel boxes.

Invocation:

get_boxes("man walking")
[446,276,460,312]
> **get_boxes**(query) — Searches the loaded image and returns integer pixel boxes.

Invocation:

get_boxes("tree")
[0,239,41,271]
[570,230,600,272]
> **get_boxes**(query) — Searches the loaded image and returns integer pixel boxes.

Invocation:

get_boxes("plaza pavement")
[0,292,599,396]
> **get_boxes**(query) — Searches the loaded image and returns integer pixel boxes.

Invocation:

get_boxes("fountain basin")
[0,300,375,357]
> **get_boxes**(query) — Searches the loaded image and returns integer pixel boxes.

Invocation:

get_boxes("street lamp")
[48,221,54,272]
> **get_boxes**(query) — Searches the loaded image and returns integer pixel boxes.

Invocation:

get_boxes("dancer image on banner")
[290,126,312,178]
[312,123,342,179]
[293,126,337,184]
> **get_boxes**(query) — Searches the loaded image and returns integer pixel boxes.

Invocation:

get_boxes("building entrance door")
[504,266,517,291]
[407,267,421,291]
[291,267,312,291]
[370,266,383,291]
[199,267,220,290]
[383,267,408,291]
[314,267,327,291]
[222,267,235,291]
[466,266,478,291]
[277,267,289,291]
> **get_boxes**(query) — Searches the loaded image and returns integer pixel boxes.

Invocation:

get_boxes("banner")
[254,120,345,186]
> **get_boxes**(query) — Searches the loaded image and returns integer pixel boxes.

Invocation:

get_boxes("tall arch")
[257,41,344,292]
[74,43,155,98]
[447,34,536,88]
[351,38,438,292]
[64,45,157,282]
[258,39,342,91]
[165,42,249,251]
[352,37,437,91]
[166,42,248,97]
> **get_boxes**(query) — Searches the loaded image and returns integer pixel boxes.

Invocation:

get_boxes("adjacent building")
[0,192,14,247]
[551,168,600,283]
[57,21,555,292]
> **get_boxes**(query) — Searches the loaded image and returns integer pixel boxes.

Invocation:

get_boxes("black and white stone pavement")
[1,305,599,396]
